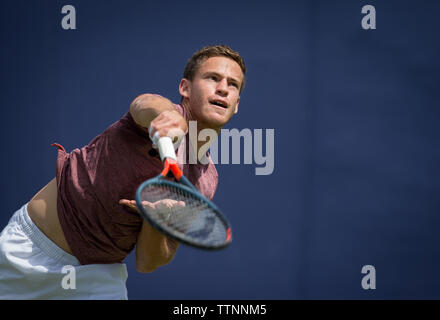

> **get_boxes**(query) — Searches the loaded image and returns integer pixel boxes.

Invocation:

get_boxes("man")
[0,45,246,299]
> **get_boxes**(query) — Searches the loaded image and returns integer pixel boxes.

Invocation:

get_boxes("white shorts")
[0,204,128,300]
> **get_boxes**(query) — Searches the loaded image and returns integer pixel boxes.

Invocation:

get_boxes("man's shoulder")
[141,93,183,115]
[172,102,185,117]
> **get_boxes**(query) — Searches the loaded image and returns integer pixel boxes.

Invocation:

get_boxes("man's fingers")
[149,110,186,148]
[120,199,160,214]
[119,199,135,206]
[141,200,156,209]
[119,199,139,213]
[121,199,184,209]
[150,124,185,141]
[176,201,186,207]
[153,199,186,209]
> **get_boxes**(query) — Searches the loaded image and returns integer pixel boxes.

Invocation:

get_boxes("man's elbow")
[129,93,168,127]
[136,255,175,274]
[136,263,157,274]
[130,93,156,114]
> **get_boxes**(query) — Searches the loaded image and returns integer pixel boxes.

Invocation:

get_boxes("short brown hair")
[183,44,246,93]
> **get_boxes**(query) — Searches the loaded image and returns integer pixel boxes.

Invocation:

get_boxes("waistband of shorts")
[17,203,80,266]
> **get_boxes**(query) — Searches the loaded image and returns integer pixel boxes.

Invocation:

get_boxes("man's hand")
[119,198,185,214]
[120,198,186,226]
[119,199,139,212]
[149,110,187,148]
[129,94,187,147]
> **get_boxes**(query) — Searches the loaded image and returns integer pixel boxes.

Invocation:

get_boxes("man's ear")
[179,78,191,99]
[234,97,240,114]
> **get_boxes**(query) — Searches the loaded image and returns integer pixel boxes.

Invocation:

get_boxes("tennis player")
[0,45,246,299]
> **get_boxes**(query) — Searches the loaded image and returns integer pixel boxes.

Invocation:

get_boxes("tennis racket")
[135,135,232,250]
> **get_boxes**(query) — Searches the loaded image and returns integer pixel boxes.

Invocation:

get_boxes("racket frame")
[135,159,232,250]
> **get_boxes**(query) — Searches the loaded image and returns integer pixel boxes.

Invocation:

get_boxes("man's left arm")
[119,199,179,273]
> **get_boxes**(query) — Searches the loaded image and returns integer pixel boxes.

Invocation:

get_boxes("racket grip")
[157,136,177,161]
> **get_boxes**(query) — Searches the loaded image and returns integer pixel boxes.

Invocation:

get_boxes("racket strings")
[140,183,228,245]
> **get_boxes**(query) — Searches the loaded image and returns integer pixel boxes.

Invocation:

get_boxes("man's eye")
[229,82,239,88]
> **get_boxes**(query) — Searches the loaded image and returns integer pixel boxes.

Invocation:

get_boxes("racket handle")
[157,136,177,161]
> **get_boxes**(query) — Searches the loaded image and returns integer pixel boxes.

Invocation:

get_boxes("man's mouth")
[209,99,228,109]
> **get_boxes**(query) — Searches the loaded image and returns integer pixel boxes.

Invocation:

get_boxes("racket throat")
[161,158,183,180]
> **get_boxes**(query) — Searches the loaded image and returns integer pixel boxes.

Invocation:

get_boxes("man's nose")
[215,79,229,96]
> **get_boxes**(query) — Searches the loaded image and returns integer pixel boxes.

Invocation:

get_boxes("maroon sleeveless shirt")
[55,103,218,265]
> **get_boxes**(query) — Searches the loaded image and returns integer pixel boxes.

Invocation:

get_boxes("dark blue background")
[1,0,439,299]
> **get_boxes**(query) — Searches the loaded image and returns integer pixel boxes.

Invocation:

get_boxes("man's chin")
[198,113,233,129]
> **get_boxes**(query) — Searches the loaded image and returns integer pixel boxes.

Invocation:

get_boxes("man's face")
[179,56,244,130]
